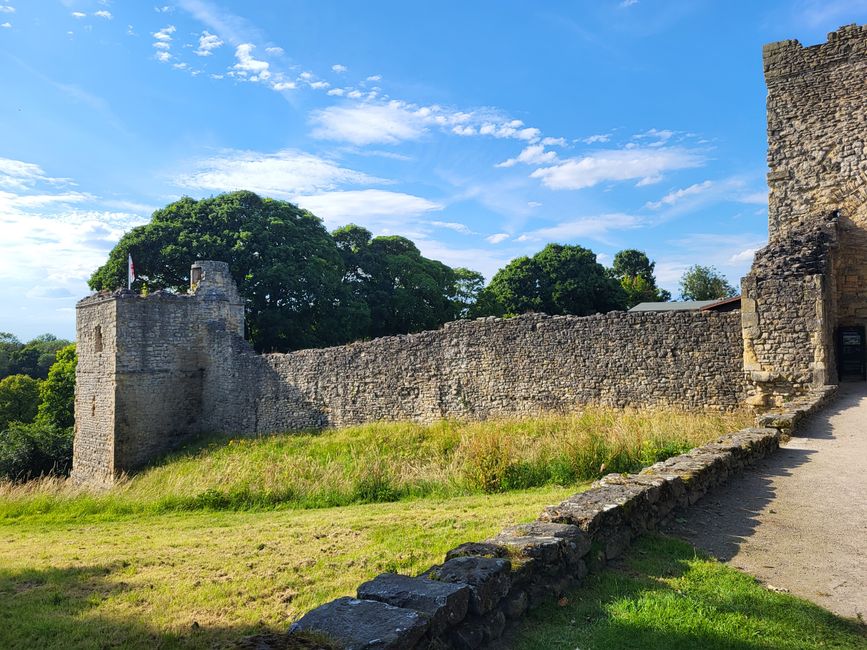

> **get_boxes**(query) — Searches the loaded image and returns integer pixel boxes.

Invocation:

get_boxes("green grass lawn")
[0,486,577,649]
[4,409,855,650]
[510,534,867,650]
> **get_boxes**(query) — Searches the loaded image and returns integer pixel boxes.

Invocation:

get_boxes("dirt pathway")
[663,383,867,621]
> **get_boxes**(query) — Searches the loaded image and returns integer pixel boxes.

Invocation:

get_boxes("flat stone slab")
[358,572,469,636]
[290,597,429,649]
[423,556,511,615]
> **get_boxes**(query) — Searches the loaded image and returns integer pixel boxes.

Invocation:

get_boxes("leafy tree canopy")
[90,194,484,352]
[478,243,627,317]
[679,264,738,301]
[0,374,40,431]
[612,249,671,308]
[37,344,77,430]
[333,224,483,338]
[90,191,359,352]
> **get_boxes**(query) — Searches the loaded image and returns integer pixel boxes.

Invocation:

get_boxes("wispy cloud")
[516,213,643,243]
[294,189,443,227]
[174,148,386,197]
[195,30,223,55]
[94,10,112,20]
[0,6,15,13]
[430,220,475,235]
[332,63,348,73]
[646,180,714,209]
[496,144,558,168]
[486,233,510,244]
[530,146,705,190]
[311,101,429,145]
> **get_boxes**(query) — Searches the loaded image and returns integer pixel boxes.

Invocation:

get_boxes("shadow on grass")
[0,564,315,650]
[506,534,867,650]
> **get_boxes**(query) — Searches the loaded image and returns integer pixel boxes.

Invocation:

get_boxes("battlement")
[763,24,867,84]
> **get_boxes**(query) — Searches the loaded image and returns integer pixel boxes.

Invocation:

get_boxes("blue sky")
[2,1,866,341]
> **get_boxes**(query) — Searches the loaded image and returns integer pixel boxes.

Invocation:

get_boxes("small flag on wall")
[128,254,135,290]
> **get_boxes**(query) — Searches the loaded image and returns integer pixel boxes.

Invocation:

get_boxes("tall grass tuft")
[0,408,753,519]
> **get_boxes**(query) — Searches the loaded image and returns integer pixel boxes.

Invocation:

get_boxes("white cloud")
[154,5,174,13]
[327,87,345,96]
[486,233,510,244]
[153,41,170,49]
[430,220,474,235]
[517,213,642,242]
[94,10,112,19]
[156,50,171,62]
[542,137,567,147]
[530,147,705,190]
[621,0,639,6]
[309,80,330,89]
[332,63,348,73]
[294,190,442,226]
[71,11,86,18]
[311,101,428,145]
[232,43,270,80]
[175,148,385,197]
[366,74,382,81]
[153,24,175,40]
[271,81,295,91]
[646,180,714,209]
[0,157,71,191]
[496,144,558,168]
[729,248,757,264]
[0,6,15,13]
[1,21,9,28]
[265,46,283,55]
[582,134,610,144]
[195,30,223,56]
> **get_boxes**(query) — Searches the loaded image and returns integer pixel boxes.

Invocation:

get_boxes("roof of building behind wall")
[630,296,742,312]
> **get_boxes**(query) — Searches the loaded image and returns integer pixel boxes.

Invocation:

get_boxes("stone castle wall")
[72,268,746,484]
[201,310,745,438]
[743,24,867,406]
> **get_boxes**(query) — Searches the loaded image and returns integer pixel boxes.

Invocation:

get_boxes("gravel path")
[663,383,867,621]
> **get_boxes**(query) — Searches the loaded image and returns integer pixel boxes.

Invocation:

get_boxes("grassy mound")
[0,408,752,520]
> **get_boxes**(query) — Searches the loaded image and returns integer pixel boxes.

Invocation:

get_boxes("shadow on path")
[662,383,867,619]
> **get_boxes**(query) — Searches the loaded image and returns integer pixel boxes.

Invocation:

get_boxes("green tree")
[0,374,40,430]
[89,191,354,352]
[2,334,72,380]
[0,421,73,480]
[333,224,478,337]
[0,332,21,379]
[37,344,77,429]
[679,265,738,301]
[450,267,486,319]
[480,244,627,317]
[612,249,671,308]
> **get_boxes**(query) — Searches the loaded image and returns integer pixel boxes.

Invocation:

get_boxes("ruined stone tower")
[742,24,867,407]
[71,261,244,486]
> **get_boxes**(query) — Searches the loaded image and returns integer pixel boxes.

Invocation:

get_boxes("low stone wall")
[275,386,836,650]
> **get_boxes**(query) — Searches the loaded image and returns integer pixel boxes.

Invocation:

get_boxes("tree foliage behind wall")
[90,192,485,352]
[474,244,628,317]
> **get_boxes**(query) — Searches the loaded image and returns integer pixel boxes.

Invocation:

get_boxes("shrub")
[0,422,73,481]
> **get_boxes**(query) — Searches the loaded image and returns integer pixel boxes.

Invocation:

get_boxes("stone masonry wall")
[72,262,244,484]
[73,263,746,484]
[743,23,867,406]
[200,310,746,439]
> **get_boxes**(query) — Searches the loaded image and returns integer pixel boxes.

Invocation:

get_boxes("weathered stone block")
[290,597,429,650]
[423,557,511,616]
[357,573,469,636]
